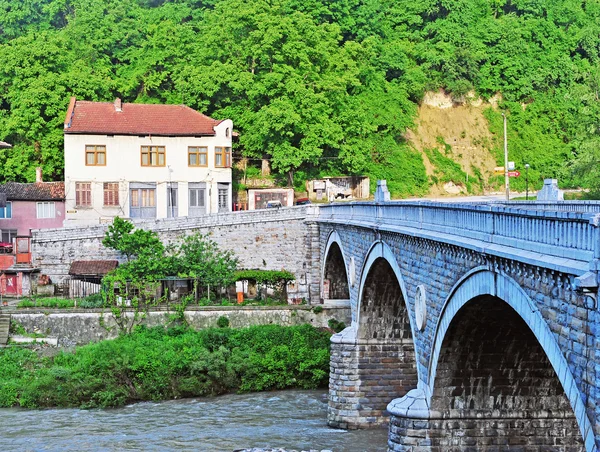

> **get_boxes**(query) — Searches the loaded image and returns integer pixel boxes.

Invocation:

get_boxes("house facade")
[0,176,65,297]
[63,98,233,226]
[0,177,65,243]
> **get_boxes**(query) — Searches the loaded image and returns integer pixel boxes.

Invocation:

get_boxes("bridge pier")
[328,327,417,429]
[388,398,583,450]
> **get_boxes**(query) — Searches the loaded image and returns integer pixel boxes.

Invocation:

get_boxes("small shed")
[248,188,294,210]
[68,260,119,298]
[307,176,369,201]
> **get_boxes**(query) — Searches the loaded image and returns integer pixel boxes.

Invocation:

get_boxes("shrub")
[0,324,331,409]
[216,316,230,328]
[328,318,346,333]
[77,293,105,309]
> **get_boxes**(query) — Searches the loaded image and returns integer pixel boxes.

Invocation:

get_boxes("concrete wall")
[10,305,350,346]
[32,206,321,302]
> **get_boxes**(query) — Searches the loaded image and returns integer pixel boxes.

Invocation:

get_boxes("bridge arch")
[327,240,419,429]
[356,240,416,347]
[321,231,350,302]
[425,268,595,451]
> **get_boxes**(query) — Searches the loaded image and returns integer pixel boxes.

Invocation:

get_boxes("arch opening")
[328,253,418,429]
[358,257,411,341]
[429,296,584,448]
[323,242,349,300]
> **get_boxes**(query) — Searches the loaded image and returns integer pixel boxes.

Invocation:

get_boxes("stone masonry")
[31,206,322,303]
[317,201,600,451]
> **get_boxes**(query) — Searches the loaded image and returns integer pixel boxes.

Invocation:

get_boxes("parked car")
[266,200,283,208]
[295,197,311,205]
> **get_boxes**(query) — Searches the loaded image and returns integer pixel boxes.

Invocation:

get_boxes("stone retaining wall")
[10,305,350,346]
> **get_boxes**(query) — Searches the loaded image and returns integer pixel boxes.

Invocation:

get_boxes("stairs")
[0,312,10,346]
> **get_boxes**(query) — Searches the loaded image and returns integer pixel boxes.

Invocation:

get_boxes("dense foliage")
[0,324,331,408]
[102,217,239,332]
[0,0,598,195]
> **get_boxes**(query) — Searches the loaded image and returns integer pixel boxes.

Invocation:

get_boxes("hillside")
[406,91,499,196]
[0,0,598,197]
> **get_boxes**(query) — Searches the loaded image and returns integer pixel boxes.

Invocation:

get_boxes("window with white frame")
[0,202,12,219]
[36,202,55,219]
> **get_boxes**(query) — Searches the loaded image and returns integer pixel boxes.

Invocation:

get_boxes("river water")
[0,390,388,452]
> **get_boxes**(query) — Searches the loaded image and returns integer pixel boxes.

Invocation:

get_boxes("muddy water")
[0,390,388,451]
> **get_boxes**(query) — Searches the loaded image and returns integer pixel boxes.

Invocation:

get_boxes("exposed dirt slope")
[405,90,500,196]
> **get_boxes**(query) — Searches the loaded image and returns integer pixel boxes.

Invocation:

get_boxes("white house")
[63,97,233,226]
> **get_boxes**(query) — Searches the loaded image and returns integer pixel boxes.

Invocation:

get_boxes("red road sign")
[508,171,520,177]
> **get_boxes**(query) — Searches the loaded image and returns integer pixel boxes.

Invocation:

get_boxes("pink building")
[0,180,65,241]
[0,178,64,297]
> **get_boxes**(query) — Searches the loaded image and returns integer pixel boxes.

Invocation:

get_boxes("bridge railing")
[479,201,600,213]
[316,201,600,263]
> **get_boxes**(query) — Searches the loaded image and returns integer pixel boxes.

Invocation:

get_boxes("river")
[0,390,388,451]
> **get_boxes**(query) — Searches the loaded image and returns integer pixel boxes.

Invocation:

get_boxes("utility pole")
[525,163,530,201]
[502,112,509,201]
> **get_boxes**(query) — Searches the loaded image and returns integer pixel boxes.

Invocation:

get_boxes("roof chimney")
[36,167,43,183]
[114,98,122,112]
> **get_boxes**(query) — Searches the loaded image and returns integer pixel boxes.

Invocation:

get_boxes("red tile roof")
[0,182,65,201]
[64,97,224,136]
[69,260,119,277]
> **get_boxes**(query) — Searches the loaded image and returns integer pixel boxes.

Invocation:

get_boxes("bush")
[0,324,331,409]
[216,316,230,328]
[17,297,75,309]
[328,319,346,333]
[77,293,105,309]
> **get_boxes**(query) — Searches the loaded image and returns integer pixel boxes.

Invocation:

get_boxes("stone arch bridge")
[317,200,600,451]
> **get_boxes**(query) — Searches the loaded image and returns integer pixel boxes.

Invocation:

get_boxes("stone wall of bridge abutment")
[30,206,322,303]
[316,201,600,449]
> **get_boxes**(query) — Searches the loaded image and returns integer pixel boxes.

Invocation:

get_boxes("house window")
[141,146,165,167]
[85,145,106,166]
[37,202,55,219]
[167,183,178,218]
[0,229,17,245]
[188,147,208,167]
[188,183,206,217]
[103,182,119,206]
[130,183,156,218]
[0,202,12,219]
[215,147,231,168]
[218,183,229,212]
[76,182,92,207]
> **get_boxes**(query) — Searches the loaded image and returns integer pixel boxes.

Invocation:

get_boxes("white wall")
[64,120,233,226]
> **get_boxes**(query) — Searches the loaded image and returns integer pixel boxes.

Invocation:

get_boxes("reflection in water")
[0,390,388,452]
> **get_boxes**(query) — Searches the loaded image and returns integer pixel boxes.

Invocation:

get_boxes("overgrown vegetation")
[0,1,597,196]
[17,297,75,309]
[101,218,239,333]
[0,324,331,409]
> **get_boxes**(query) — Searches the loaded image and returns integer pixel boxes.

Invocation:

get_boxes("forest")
[0,0,598,196]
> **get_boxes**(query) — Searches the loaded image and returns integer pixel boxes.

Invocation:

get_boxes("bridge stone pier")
[317,197,600,451]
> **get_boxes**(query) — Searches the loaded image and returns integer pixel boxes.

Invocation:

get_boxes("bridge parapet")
[318,201,600,271]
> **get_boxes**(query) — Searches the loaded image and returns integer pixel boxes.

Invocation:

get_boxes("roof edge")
[63,131,216,137]
[64,96,76,130]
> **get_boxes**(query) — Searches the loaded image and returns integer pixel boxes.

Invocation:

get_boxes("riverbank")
[4,305,350,346]
[0,324,331,409]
